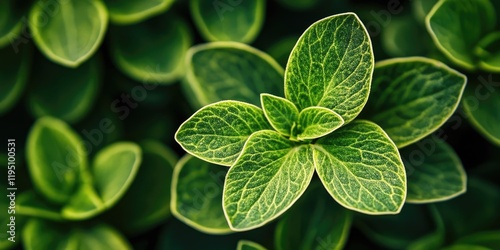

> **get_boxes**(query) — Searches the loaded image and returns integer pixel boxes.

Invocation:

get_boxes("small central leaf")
[261,93,299,137]
[223,130,315,231]
[297,106,344,141]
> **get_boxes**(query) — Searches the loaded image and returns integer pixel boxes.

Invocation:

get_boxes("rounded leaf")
[104,0,174,24]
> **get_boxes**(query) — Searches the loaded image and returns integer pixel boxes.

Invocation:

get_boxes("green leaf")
[462,85,500,146]
[61,182,104,220]
[223,130,315,231]
[0,1,30,48]
[455,231,500,249]
[109,14,191,84]
[357,204,444,250]
[238,240,267,250]
[29,0,108,67]
[0,44,31,115]
[297,107,344,141]
[381,16,431,57]
[402,137,466,203]
[17,191,63,221]
[412,0,439,24]
[364,57,466,148]
[190,0,265,43]
[175,101,271,166]
[28,56,101,124]
[23,220,131,250]
[106,140,176,234]
[171,154,231,234]
[285,13,374,123]
[26,117,87,204]
[475,32,500,73]
[313,120,406,214]
[91,142,142,207]
[426,0,496,70]
[260,93,299,137]
[275,182,352,250]
[183,42,284,108]
[104,0,173,24]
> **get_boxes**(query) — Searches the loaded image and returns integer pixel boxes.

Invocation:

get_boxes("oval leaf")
[175,100,271,166]
[313,120,406,214]
[91,142,142,207]
[364,57,466,148]
[462,84,500,146]
[106,140,176,234]
[402,137,466,203]
[426,0,496,69]
[29,0,108,67]
[104,0,174,24]
[171,154,231,234]
[284,13,374,123]
[190,0,265,43]
[297,106,344,141]
[184,42,284,108]
[261,93,299,137]
[0,44,30,115]
[109,14,191,84]
[223,130,315,231]
[27,117,87,204]
[28,56,100,123]
[275,182,352,250]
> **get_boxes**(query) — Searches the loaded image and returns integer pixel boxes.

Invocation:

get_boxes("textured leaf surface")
[261,93,299,136]
[365,57,466,148]
[190,0,265,43]
[297,107,344,141]
[109,15,191,84]
[426,0,495,69]
[314,120,406,214]
[402,138,466,203]
[28,56,100,123]
[175,101,271,166]
[29,0,108,67]
[285,13,374,123]
[223,130,315,231]
[104,0,173,24]
[0,44,30,115]
[184,42,283,108]
[275,182,352,250]
[462,86,500,146]
[27,117,87,204]
[171,155,231,234]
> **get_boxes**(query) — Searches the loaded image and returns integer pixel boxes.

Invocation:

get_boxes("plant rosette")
[175,13,467,231]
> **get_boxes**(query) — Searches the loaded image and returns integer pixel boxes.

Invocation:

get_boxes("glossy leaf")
[0,44,30,115]
[190,0,265,43]
[402,137,466,203]
[107,140,176,234]
[426,0,496,69]
[475,32,500,73]
[23,220,131,250]
[175,101,271,166]
[171,155,230,234]
[28,56,100,123]
[238,240,267,250]
[26,117,87,204]
[364,57,466,148]
[29,0,108,67]
[260,93,298,137]
[104,0,174,24]
[462,85,500,146]
[285,13,374,123]
[296,107,344,141]
[223,130,315,231]
[109,14,191,84]
[275,182,352,250]
[313,120,406,214]
[184,42,283,108]
[91,142,142,207]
